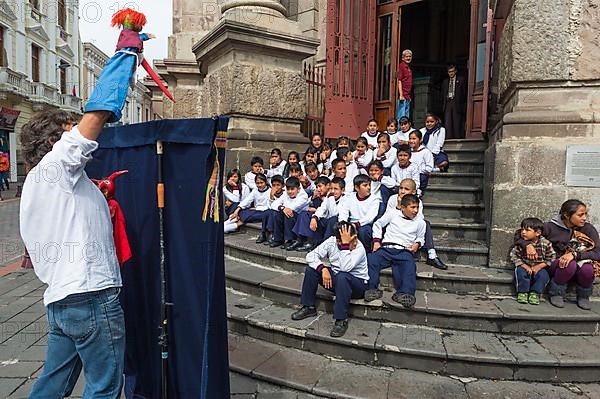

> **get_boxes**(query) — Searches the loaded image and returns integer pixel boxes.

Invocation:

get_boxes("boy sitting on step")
[269,176,309,250]
[365,194,426,308]
[291,222,369,338]
[307,177,346,248]
[510,217,555,305]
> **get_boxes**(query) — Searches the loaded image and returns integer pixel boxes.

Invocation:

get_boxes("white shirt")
[238,187,271,211]
[244,171,260,191]
[271,190,310,213]
[314,194,344,220]
[370,176,396,201]
[374,147,398,169]
[420,127,446,155]
[20,127,121,306]
[337,192,380,227]
[223,183,250,204]
[354,149,374,173]
[393,128,415,146]
[410,146,434,174]
[373,207,426,248]
[391,163,420,190]
[266,160,287,178]
[306,236,369,281]
[360,131,380,149]
[386,194,424,219]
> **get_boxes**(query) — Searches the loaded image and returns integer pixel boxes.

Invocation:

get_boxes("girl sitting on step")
[223,169,250,217]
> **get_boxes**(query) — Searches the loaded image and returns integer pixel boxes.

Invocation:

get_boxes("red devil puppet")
[93,170,132,266]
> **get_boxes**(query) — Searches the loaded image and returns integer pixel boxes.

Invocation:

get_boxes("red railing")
[302,61,325,138]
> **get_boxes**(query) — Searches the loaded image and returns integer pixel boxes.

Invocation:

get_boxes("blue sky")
[79,1,173,74]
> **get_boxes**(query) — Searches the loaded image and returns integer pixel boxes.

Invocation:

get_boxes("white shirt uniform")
[20,127,122,306]
[223,183,250,204]
[390,163,420,190]
[370,176,396,201]
[244,171,260,191]
[393,128,416,146]
[374,147,398,169]
[354,149,374,174]
[420,127,446,155]
[266,160,287,178]
[238,187,271,211]
[300,161,323,174]
[360,131,380,149]
[306,236,369,282]
[410,146,434,174]
[386,194,424,219]
[271,190,310,213]
[373,207,426,248]
[337,192,380,227]
[314,194,344,220]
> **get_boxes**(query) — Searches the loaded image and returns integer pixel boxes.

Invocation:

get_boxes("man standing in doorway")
[441,64,467,139]
[396,49,413,122]
[0,151,9,191]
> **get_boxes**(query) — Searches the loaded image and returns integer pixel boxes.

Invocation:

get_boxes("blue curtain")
[86,117,230,398]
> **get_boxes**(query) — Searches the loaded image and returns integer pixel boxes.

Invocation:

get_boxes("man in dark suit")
[441,64,467,139]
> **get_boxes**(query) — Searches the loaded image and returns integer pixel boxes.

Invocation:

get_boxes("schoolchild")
[374,132,398,174]
[408,130,434,194]
[365,194,426,308]
[225,173,269,235]
[320,143,334,176]
[291,222,369,338]
[282,151,300,179]
[336,147,359,182]
[394,116,415,149]
[301,147,323,174]
[390,144,420,191]
[269,176,310,250]
[300,162,321,197]
[223,169,250,217]
[329,136,352,165]
[244,156,265,191]
[292,176,331,251]
[354,137,374,174]
[337,174,381,252]
[384,118,401,147]
[261,175,285,245]
[386,179,447,270]
[360,119,380,150]
[266,148,287,179]
[367,160,396,217]
[309,177,346,246]
[420,113,449,172]
[311,133,323,153]
[510,217,555,305]
[331,158,355,194]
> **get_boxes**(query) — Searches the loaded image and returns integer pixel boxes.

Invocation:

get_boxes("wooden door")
[324,0,376,138]
[373,2,401,130]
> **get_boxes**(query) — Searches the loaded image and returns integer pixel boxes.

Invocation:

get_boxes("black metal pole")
[156,140,170,399]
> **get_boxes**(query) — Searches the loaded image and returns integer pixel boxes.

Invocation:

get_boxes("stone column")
[193,0,320,171]
[486,0,600,267]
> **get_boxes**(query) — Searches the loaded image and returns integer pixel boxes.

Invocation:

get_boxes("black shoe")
[298,242,315,252]
[256,232,267,244]
[330,319,348,337]
[269,240,283,248]
[426,257,448,270]
[284,240,301,251]
[392,292,416,309]
[291,306,317,321]
[364,289,383,302]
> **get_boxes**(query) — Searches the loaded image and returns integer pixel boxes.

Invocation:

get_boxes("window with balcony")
[58,0,66,30]
[31,44,40,82]
[60,62,67,94]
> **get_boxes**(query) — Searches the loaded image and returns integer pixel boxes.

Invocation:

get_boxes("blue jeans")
[396,99,411,121]
[29,287,125,399]
[515,266,550,294]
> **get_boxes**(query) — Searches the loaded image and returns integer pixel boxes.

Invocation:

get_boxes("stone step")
[224,260,600,335]
[424,184,484,204]
[227,290,600,382]
[443,139,488,152]
[230,370,327,398]
[423,201,486,222]
[445,148,485,163]
[227,230,489,267]
[229,333,600,398]
[428,172,484,186]
[445,159,484,173]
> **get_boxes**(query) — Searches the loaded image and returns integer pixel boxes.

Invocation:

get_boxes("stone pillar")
[193,0,320,171]
[486,0,600,267]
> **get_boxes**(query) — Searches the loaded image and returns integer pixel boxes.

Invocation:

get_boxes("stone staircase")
[224,139,600,398]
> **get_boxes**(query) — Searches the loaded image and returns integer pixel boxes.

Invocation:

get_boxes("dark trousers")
[239,209,266,224]
[423,220,434,251]
[225,202,239,217]
[514,266,550,294]
[300,266,368,320]
[357,224,373,253]
[419,173,429,194]
[261,209,278,234]
[444,99,464,139]
[549,259,595,288]
[273,210,298,242]
[367,247,416,295]
[292,211,316,239]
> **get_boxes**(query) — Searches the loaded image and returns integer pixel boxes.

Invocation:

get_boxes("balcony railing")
[0,67,30,97]
[29,82,59,104]
[60,94,82,111]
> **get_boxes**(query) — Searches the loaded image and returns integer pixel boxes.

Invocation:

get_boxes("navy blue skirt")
[239,209,266,223]
[433,151,449,166]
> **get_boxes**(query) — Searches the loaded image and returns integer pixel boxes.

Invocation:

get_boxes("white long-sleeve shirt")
[20,126,121,306]
[374,146,398,169]
[373,207,426,248]
[370,176,396,201]
[306,236,369,281]
[314,194,344,220]
[354,149,374,173]
[420,127,446,155]
[392,128,416,146]
[360,131,380,149]
[266,160,287,178]
[337,192,380,227]
[390,163,420,190]
[410,146,434,174]
[238,187,272,211]
[223,183,251,204]
[386,194,424,219]
[271,190,310,213]
[244,171,260,191]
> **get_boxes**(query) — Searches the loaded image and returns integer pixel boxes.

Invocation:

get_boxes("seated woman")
[515,199,600,310]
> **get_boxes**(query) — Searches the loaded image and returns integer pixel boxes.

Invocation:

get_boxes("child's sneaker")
[517,292,528,304]
[528,292,540,305]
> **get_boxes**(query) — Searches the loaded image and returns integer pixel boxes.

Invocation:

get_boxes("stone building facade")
[154,0,600,268]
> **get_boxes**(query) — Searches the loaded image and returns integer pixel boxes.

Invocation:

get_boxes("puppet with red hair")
[84,8,173,122]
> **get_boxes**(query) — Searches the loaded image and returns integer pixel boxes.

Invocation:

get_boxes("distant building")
[0,0,82,181]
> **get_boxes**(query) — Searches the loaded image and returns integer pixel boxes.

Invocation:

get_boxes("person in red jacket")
[0,151,9,191]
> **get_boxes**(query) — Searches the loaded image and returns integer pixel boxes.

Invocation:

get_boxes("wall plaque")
[566,145,600,187]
